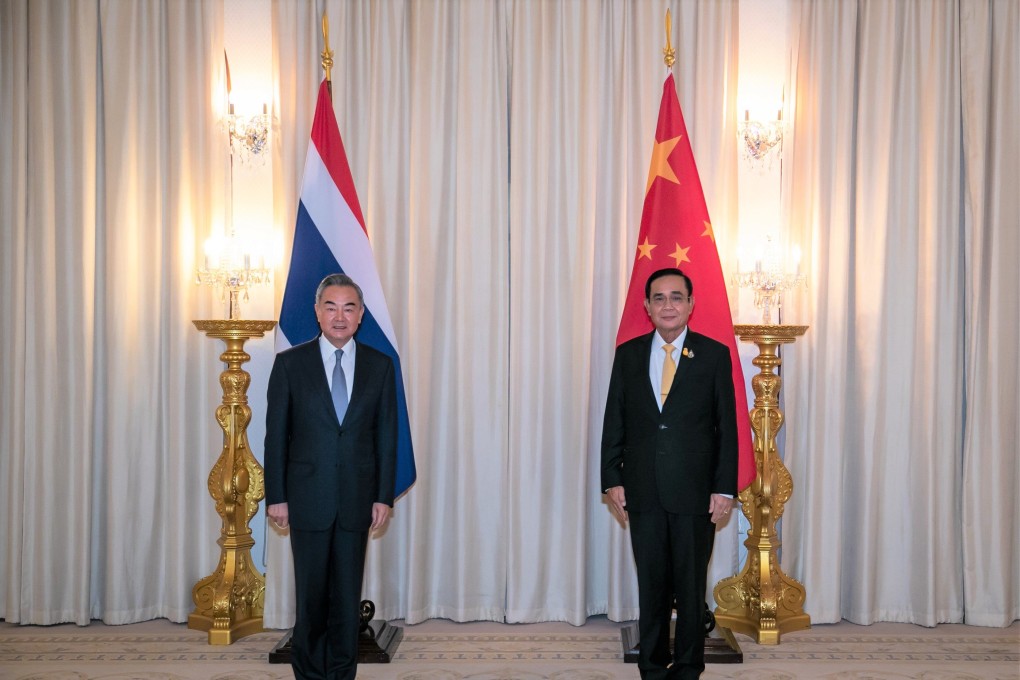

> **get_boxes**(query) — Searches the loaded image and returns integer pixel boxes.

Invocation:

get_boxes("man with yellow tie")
[601,268,737,680]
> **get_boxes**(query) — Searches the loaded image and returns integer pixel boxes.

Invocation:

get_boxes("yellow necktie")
[660,343,676,404]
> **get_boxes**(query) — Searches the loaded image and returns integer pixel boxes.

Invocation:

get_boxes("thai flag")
[277,79,416,497]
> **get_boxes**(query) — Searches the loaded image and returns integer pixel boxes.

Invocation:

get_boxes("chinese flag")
[617,73,755,492]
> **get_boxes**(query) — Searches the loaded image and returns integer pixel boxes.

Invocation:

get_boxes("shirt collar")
[652,326,688,351]
[319,334,356,363]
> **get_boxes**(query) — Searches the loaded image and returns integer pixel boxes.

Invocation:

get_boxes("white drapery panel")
[505,0,741,625]
[0,0,225,624]
[5,0,1014,629]
[958,0,1020,628]
[781,0,1019,627]
[264,0,740,627]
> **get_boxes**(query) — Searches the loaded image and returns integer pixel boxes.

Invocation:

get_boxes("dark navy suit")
[265,336,396,680]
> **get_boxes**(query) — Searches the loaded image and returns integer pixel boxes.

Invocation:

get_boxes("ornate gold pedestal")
[713,324,810,644]
[188,319,276,644]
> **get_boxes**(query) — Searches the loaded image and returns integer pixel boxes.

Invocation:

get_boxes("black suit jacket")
[601,329,737,515]
[264,336,397,532]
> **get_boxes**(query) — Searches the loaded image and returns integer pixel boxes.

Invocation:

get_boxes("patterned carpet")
[1,618,1017,680]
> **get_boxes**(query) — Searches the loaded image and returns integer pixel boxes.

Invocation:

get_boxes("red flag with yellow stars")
[617,73,755,492]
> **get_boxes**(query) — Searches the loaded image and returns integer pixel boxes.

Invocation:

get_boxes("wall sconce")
[225,103,271,164]
[733,235,805,324]
[221,51,272,165]
[738,110,783,167]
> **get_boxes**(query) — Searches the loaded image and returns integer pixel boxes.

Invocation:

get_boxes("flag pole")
[321,11,334,100]
[663,9,676,69]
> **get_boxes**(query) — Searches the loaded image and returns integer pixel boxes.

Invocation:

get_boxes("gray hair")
[315,273,364,306]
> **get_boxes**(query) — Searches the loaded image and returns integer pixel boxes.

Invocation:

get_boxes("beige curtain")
[264,0,741,627]
[5,0,1014,630]
[506,0,741,624]
[959,0,1020,628]
[781,0,1019,626]
[0,0,225,624]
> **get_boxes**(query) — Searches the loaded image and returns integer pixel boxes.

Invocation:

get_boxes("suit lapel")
[344,344,372,425]
[302,337,342,427]
[673,331,697,389]
[639,333,660,409]
[658,330,697,409]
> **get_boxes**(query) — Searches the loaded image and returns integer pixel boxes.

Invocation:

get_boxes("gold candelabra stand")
[713,324,810,644]
[188,319,276,644]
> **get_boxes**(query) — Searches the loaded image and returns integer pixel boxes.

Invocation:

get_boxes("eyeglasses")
[650,293,689,307]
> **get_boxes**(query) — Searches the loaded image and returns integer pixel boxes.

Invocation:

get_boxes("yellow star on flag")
[637,237,657,260]
[701,220,715,243]
[669,243,691,267]
[645,135,682,195]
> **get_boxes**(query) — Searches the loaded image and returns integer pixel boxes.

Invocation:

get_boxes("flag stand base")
[268,600,403,664]
[620,605,743,664]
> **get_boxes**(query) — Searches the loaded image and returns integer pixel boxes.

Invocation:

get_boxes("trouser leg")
[325,525,368,680]
[629,508,672,680]
[668,513,715,680]
[290,526,332,680]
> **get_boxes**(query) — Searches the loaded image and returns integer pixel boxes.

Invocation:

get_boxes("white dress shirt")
[319,334,356,403]
[648,327,688,411]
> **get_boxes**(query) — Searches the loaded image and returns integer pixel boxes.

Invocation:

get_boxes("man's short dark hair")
[315,273,365,306]
[645,268,693,300]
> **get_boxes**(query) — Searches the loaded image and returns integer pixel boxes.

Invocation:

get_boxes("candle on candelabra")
[733,237,807,325]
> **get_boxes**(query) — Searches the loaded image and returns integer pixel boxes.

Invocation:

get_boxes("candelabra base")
[188,319,276,645]
[713,324,811,645]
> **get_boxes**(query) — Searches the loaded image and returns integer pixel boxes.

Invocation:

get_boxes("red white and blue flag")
[278,80,416,497]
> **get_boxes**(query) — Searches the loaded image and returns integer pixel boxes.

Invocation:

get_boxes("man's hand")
[268,502,289,530]
[371,503,391,533]
[709,494,736,524]
[605,486,628,523]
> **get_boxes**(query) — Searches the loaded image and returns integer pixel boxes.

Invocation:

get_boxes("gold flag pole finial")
[321,11,334,95]
[663,9,676,69]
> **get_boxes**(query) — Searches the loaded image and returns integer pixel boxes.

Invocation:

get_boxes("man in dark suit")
[602,267,737,680]
[265,273,397,680]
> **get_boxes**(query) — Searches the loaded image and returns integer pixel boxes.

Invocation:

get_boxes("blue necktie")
[332,348,348,424]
